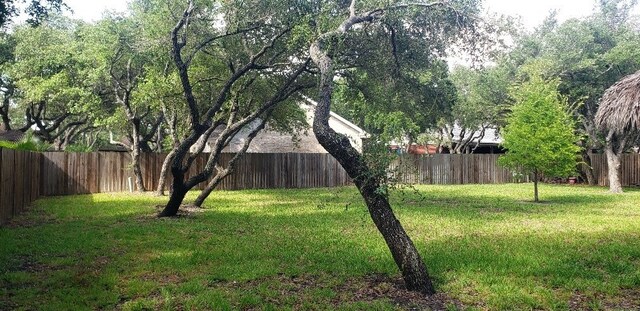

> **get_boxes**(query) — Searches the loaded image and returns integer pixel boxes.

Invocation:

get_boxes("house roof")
[200,98,369,153]
[301,96,369,139]
[596,69,640,135]
[391,124,502,148]
[0,130,25,142]
[451,124,502,145]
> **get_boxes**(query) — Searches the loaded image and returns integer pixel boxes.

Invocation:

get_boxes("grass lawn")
[1,183,639,310]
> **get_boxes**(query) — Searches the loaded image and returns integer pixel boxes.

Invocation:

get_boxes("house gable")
[196,99,368,154]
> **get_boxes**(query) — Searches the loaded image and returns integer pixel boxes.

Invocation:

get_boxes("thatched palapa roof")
[595,70,640,135]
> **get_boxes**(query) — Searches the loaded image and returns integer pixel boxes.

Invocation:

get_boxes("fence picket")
[2,150,640,225]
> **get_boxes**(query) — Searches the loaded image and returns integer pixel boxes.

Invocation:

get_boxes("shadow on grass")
[3,185,639,310]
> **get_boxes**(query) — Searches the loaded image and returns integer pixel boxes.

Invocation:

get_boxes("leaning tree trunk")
[193,173,226,207]
[156,149,176,196]
[310,39,435,294]
[158,131,202,217]
[605,143,623,193]
[533,169,539,203]
[580,151,596,186]
[159,166,189,217]
[131,148,145,192]
[160,185,188,217]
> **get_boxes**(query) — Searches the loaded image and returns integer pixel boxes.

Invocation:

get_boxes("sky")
[63,0,640,29]
[484,0,600,29]
[63,0,129,22]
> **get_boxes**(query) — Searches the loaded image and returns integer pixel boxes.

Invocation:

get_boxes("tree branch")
[184,25,263,66]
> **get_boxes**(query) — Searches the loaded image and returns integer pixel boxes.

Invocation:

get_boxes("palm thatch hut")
[596,71,640,135]
[595,70,640,193]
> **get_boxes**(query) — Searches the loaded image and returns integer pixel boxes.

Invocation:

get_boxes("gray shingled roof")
[203,99,368,153]
[0,130,25,142]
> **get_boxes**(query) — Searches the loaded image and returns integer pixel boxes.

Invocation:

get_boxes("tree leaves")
[1,0,66,28]
[499,71,581,179]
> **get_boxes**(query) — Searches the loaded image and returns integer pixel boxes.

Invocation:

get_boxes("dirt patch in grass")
[5,255,56,274]
[336,274,465,310]
[1,255,58,310]
[0,293,17,311]
[135,204,207,220]
[4,207,58,228]
[220,273,466,310]
[569,289,640,310]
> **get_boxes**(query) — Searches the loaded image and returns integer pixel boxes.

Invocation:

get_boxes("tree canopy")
[328,2,509,152]
[1,0,66,28]
[2,17,101,149]
[502,0,640,148]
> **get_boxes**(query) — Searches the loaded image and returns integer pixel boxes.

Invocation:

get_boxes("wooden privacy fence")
[37,153,529,195]
[0,149,42,225]
[392,154,528,184]
[2,149,640,225]
[39,152,351,195]
[393,153,640,187]
[589,153,640,187]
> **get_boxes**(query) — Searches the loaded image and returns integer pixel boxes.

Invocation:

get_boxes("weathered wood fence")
[1,151,351,224]
[393,153,640,187]
[589,153,640,187]
[2,149,640,225]
[392,154,529,184]
[0,149,42,225]
[39,152,351,195]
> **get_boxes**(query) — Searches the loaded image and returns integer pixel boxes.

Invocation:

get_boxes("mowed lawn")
[1,184,639,310]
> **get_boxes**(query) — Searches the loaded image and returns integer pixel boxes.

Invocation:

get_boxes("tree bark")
[158,176,189,217]
[533,169,539,202]
[156,149,176,196]
[605,143,623,193]
[580,151,596,186]
[405,136,414,154]
[470,126,487,154]
[159,130,202,217]
[131,146,145,192]
[0,94,12,131]
[193,173,226,207]
[128,123,146,193]
[194,115,269,207]
[110,131,146,193]
[358,179,435,294]
[310,32,435,294]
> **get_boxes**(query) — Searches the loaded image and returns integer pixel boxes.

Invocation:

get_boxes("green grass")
[1,183,639,310]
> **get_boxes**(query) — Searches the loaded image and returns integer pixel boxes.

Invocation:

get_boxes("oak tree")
[158,0,311,216]
[308,0,484,295]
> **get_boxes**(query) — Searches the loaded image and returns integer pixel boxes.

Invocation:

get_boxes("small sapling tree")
[499,69,580,202]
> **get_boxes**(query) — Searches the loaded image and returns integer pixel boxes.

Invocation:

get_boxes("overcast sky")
[63,0,129,22]
[485,0,640,29]
[63,0,640,28]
